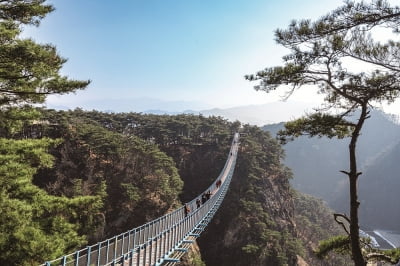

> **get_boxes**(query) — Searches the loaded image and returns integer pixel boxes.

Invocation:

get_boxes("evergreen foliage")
[278,113,354,143]
[52,109,236,146]
[0,138,102,265]
[293,191,352,265]
[0,0,89,111]
[315,235,351,259]
[381,249,400,263]
[33,112,184,237]
[232,126,303,265]
[0,1,94,264]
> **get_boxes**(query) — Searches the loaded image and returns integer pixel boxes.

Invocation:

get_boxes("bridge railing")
[43,133,239,266]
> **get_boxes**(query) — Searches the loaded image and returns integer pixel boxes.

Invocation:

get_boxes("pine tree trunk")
[348,104,368,266]
[349,175,364,265]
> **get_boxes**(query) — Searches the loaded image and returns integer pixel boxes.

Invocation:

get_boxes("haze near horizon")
[24,0,400,118]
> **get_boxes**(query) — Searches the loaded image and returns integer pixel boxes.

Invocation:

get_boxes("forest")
[1,107,353,265]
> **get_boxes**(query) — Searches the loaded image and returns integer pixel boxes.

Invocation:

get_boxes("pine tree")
[246,1,400,265]
[0,138,102,265]
[0,0,89,109]
[0,1,98,264]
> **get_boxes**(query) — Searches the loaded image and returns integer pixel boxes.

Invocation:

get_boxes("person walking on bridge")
[206,190,212,200]
[216,179,222,189]
[184,204,190,217]
[201,193,207,204]
[196,198,201,209]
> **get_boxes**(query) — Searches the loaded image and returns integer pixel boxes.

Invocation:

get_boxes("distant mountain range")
[143,101,321,125]
[47,98,321,126]
[46,97,211,114]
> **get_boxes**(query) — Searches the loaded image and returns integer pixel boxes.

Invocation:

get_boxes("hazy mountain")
[46,97,210,113]
[143,109,196,115]
[331,137,400,230]
[141,101,320,125]
[354,141,400,230]
[47,98,322,126]
[263,110,400,230]
[199,102,323,125]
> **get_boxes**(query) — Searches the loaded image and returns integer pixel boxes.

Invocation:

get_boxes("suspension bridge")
[43,133,240,266]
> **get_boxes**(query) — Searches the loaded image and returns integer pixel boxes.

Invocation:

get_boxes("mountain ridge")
[263,109,400,231]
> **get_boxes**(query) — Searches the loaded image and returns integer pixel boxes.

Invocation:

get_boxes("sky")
[23,0,400,116]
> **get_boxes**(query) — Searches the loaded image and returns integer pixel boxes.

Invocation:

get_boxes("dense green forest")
[1,106,353,265]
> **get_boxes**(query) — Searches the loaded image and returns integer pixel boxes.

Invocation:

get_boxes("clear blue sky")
[23,0,400,114]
